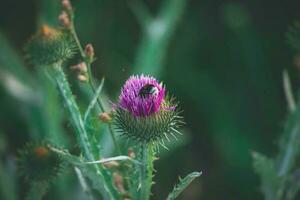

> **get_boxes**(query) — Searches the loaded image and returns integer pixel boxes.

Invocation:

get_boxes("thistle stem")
[51,63,119,200]
[138,142,155,200]
[69,21,121,155]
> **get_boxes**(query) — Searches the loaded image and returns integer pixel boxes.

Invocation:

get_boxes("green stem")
[138,143,155,200]
[69,22,121,155]
[51,63,119,200]
[52,62,92,159]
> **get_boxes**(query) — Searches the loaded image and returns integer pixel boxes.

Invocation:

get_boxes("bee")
[139,84,159,98]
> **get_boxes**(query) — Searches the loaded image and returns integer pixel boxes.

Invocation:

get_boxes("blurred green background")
[1,0,300,199]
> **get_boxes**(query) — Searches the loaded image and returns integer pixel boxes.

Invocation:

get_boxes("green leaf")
[131,0,187,77]
[286,21,300,52]
[74,167,95,200]
[252,152,283,200]
[166,171,201,200]
[283,70,296,112]
[84,77,105,124]
[284,169,300,200]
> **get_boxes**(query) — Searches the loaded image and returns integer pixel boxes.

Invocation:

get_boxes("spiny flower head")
[25,25,76,66]
[119,75,165,117]
[114,75,183,147]
[17,142,64,182]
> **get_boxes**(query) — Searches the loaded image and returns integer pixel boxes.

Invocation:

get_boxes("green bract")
[114,99,183,147]
[25,25,76,66]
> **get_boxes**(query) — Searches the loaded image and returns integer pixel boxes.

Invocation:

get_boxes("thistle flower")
[118,75,165,117]
[114,75,183,146]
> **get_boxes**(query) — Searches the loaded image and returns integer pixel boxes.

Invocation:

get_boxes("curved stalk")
[69,21,121,155]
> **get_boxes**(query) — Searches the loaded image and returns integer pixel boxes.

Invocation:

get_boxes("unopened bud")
[77,74,88,82]
[99,112,112,123]
[103,161,120,168]
[113,173,125,194]
[59,11,71,28]
[85,44,95,59]
[62,0,72,11]
[78,62,87,72]
[70,62,87,73]
[128,148,135,159]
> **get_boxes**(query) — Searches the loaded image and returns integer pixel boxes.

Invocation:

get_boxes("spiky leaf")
[252,152,283,200]
[166,171,202,200]
[286,21,300,52]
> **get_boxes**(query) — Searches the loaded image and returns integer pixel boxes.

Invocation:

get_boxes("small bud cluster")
[85,43,95,62]
[70,62,89,82]
[58,0,73,29]
[99,112,112,123]
[62,0,72,11]
[59,11,71,28]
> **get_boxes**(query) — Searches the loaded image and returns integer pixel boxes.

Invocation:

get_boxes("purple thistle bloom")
[119,75,165,117]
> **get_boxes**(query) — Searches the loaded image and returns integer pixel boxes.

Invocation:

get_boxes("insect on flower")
[139,84,160,98]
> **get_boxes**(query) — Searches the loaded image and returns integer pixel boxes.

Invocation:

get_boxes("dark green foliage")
[114,99,183,147]
[252,152,283,200]
[25,26,76,66]
[252,68,300,200]
[17,142,65,182]
[286,21,300,52]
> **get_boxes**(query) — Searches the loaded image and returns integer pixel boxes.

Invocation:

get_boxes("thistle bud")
[25,25,76,66]
[70,62,87,73]
[85,44,95,61]
[61,0,72,11]
[113,173,125,194]
[78,62,87,72]
[99,112,112,123]
[59,11,71,28]
[77,74,88,82]
[17,142,64,182]
[128,148,135,159]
